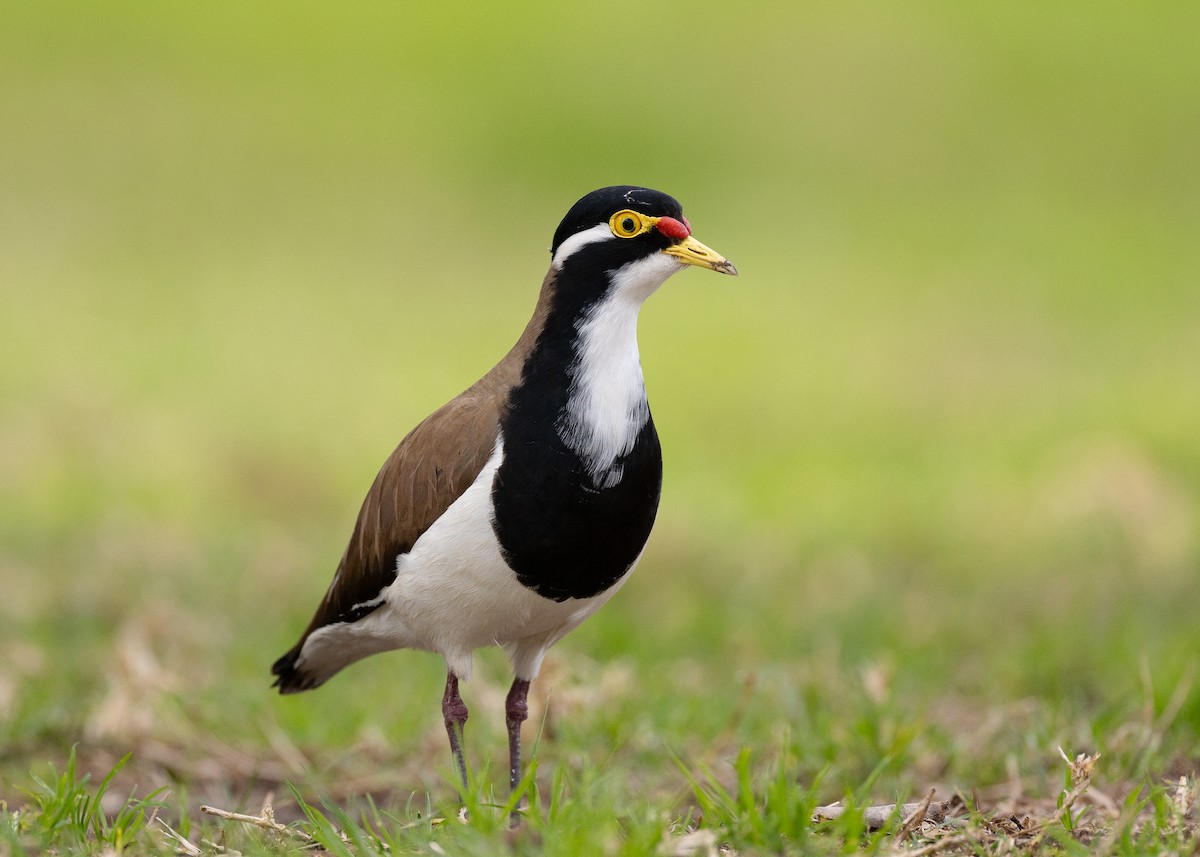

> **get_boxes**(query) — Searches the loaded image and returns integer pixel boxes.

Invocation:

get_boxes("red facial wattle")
[654,216,691,241]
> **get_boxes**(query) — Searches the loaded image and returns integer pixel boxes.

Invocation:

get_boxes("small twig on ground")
[156,818,204,856]
[201,792,313,843]
[813,795,951,830]
[1169,776,1197,835]
[892,832,976,857]
[894,788,937,841]
[992,747,1101,845]
[1053,747,1100,830]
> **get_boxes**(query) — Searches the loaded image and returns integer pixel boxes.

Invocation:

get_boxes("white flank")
[551,222,614,269]
[296,434,635,684]
[557,252,684,486]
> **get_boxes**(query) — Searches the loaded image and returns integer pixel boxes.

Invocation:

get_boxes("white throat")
[556,252,684,487]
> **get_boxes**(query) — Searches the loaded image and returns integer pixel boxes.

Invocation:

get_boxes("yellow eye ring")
[609,209,651,238]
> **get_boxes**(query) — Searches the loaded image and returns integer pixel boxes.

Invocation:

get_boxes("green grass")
[3,749,166,854]
[2,1,1198,854]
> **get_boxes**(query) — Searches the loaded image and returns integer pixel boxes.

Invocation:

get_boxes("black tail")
[271,644,320,694]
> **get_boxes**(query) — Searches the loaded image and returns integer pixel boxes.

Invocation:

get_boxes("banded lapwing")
[272,185,736,793]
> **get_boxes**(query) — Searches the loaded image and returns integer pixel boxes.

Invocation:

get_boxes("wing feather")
[321,392,502,630]
[271,269,556,692]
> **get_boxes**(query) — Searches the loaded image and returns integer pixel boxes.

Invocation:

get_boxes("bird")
[271,185,737,794]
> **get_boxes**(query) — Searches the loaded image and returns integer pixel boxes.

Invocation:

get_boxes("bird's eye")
[609,209,647,238]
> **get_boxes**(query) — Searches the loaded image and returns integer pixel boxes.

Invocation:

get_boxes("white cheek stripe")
[552,223,615,269]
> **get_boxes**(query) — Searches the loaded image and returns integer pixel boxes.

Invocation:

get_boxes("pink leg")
[442,671,469,789]
[505,678,531,793]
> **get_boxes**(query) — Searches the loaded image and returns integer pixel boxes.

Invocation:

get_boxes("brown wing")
[316,388,504,631]
[271,269,556,692]
[270,389,504,691]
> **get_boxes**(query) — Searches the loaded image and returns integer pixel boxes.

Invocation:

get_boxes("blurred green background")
[1,0,1198,808]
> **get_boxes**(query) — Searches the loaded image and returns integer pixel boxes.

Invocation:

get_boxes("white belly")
[356,434,632,680]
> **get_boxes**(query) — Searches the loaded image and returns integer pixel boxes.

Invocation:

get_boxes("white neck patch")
[556,252,685,488]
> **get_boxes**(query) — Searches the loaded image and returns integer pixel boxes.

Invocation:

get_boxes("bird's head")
[548,186,737,305]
